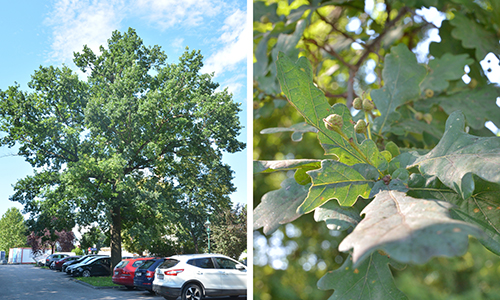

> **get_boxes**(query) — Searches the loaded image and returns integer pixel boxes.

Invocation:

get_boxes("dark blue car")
[133,258,165,292]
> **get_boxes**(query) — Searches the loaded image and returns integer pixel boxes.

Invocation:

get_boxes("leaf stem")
[364,111,372,140]
[333,127,384,178]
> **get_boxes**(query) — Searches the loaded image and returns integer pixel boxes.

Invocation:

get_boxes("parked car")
[112,257,158,289]
[52,255,81,271]
[71,256,111,277]
[62,254,99,272]
[152,254,247,300]
[45,253,69,268]
[133,258,166,293]
[61,254,97,272]
[66,255,107,275]
[36,254,50,266]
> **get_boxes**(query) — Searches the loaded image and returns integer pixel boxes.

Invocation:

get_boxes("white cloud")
[133,0,222,29]
[201,9,248,77]
[220,73,246,96]
[171,37,185,51]
[45,0,125,63]
[45,0,247,79]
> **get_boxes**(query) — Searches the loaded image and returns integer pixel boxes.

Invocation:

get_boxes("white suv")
[152,253,247,300]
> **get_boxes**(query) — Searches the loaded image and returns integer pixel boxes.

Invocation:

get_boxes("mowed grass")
[74,276,121,287]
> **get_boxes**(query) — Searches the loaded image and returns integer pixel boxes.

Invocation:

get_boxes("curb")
[69,278,123,290]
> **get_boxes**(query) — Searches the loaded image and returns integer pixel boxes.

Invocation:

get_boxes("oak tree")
[1,28,244,269]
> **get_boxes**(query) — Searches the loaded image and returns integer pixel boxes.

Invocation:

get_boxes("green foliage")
[0,207,27,253]
[1,28,244,268]
[71,246,84,256]
[210,204,247,260]
[254,0,500,298]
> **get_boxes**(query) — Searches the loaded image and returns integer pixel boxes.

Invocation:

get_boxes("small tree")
[0,208,27,255]
[211,204,247,260]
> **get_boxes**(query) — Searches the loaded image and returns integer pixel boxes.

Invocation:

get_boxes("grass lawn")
[74,276,121,287]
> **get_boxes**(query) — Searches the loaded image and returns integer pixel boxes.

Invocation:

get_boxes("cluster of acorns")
[323,97,373,134]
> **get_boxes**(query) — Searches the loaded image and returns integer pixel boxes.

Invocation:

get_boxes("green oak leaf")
[339,190,483,267]
[410,111,500,199]
[450,13,500,61]
[276,53,388,169]
[429,20,472,58]
[420,53,473,93]
[418,85,500,130]
[385,118,443,140]
[371,44,427,134]
[298,160,377,213]
[254,178,310,235]
[253,159,322,174]
[408,173,500,256]
[314,198,365,231]
[369,179,408,198]
[260,122,318,142]
[318,252,408,300]
[388,152,417,175]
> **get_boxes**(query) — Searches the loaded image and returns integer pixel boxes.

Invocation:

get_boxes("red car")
[53,255,81,271]
[112,257,158,289]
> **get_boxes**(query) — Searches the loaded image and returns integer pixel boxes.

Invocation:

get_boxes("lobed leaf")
[410,111,500,199]
[298,161,377,213]
[408,174,500,256]
[339,190,483,267]
[260,122,318,142]
[418,85,500,130]
[314,199,364,231]
[254,178,310,235]
[420,53,473,93]
[253,159,322,174]
[450,13,500,61]
[318,252,408,300]
[371,44,427,134]
[276,53,387,168]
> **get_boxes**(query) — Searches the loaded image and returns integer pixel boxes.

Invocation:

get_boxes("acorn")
[324,114,343,131]
[424,89,434,98]
[353,97,363,110]
[260,16,270,23]
[468,78,478,89]
[414,112,423,120]
[354,119,367,134]
[362,99,374,111]
[423,113,433,124]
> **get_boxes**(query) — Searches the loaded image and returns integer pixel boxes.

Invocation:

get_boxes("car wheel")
[82,270,91,277]
[182,283,203,300]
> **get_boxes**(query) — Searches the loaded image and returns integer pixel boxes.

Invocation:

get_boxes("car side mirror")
[236,264,246,271]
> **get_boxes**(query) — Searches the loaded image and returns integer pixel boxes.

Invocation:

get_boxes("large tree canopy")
[0,28,245,268]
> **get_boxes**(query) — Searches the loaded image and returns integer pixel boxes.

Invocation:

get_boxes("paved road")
[0,264,247,300]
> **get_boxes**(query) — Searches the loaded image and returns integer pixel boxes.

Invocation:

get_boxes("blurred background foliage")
[253,0,500,299]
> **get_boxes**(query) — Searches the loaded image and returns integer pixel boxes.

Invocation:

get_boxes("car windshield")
[139,260,156,269]
[81,256,102,264]
[115,260,129,269]
[132,260,145,268]
[158,259,179,269]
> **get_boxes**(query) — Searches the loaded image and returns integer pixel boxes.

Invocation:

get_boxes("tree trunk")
[110,206,122,270]
[191,230,199,253]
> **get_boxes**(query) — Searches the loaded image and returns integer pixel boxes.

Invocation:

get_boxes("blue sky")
[0,0,249,218]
